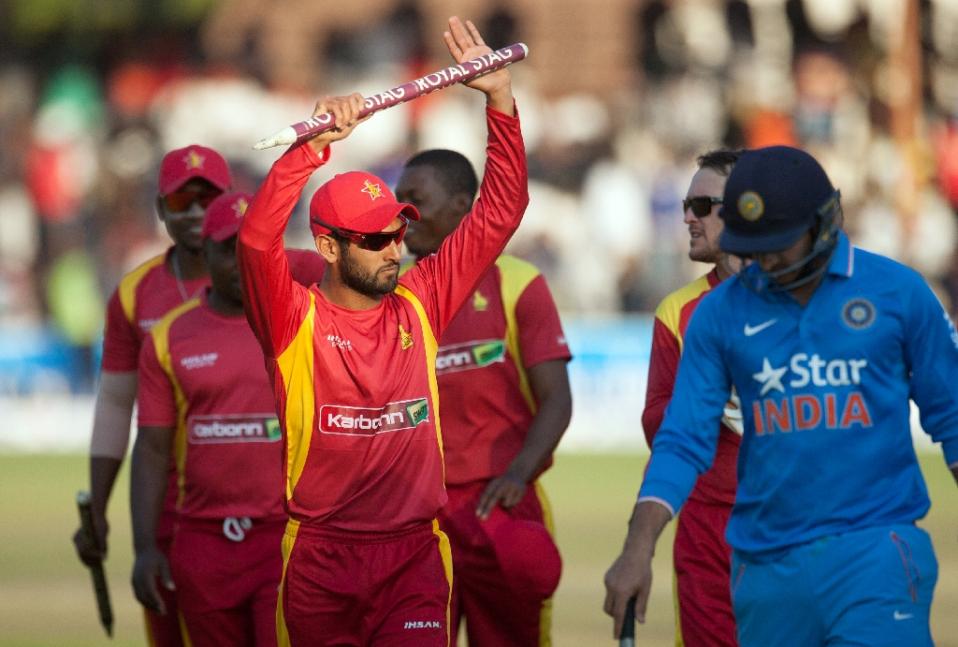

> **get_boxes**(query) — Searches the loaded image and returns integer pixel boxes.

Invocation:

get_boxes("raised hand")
[305,93,369,155]
[443,16,513,114]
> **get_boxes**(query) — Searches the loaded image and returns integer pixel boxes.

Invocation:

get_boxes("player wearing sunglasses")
[71,144,229,647]
[237,17,528,647]
[607,146,958,646]
[73,145,325,647]
[630,149,743,647]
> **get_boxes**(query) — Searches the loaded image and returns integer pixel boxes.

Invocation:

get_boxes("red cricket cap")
[202,192,251,242]
[481,507,562,599]
[309,171,419,238]
[158,144,231,196]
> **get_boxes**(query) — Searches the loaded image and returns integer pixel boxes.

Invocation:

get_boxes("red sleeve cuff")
[301,141,331,166]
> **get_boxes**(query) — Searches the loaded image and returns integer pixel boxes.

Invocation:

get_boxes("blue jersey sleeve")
[904,273,958,466]
[638,291,732,513]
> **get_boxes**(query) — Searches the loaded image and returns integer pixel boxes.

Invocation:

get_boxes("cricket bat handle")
[619,595,637,647]
[76,491,115,637]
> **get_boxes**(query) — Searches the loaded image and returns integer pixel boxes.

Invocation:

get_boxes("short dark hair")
[403,149,479,202]
[697,149,743,177]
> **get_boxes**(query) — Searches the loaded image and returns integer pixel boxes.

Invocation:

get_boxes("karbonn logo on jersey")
[751,353,872,435]
[320,398,429,436]
[436,339,506,374]
[188,415,281,444]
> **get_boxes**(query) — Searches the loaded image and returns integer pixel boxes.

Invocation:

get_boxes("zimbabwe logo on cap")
[184,149,205,170]
[232,197,248,217]
[842,298,875,330]
[361,179,384,201]
[737,191,765,222]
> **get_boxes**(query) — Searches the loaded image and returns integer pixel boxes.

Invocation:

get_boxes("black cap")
[719,146,835,254]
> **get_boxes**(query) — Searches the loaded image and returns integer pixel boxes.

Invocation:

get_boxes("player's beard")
[339,245,400,297]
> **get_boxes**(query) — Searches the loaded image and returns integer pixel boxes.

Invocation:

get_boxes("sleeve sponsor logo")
[436,339,506,375]
[188,414,282,444]
[320,398,430,436]
[750,353,872,435]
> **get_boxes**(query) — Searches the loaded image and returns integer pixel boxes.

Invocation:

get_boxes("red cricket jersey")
[102,247,322,522]
[642,269,740,505]
[238,106,528,534]
[137,292,286,520]
[101,248,208,373]
[102,247,324,373]
[434,255,571,485]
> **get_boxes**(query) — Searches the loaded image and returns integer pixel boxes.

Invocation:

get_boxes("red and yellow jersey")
[101,247,325,373]
[433,255,570,485]
[238,106,528,534]
[642,269,740,505]
[101,248,208,373]
[137,292,285,521]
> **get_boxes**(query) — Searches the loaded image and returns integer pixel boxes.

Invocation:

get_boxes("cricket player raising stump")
[237,16,528,647]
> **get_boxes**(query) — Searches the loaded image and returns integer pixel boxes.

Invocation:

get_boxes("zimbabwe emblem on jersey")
[399,324,414,350]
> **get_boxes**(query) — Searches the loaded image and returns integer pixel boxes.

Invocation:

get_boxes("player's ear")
[155,196,168,222]
[314,235,340,263]
[450,193,472,219]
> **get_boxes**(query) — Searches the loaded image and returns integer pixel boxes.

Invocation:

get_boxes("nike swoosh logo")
[744,319,778,336]
[893,610,914,620]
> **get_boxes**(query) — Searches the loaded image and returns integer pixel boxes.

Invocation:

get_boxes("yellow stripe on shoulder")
[496,255,541,413]
[653,274,712,340]
[495,254,540,297]
[148,296,201,510]
[118,253,166,324]
[276,292,317,501]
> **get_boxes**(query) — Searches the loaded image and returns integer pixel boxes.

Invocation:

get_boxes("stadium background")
[0,0,956,644]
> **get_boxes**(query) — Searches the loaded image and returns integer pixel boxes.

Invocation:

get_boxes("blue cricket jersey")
[639,232,958,558]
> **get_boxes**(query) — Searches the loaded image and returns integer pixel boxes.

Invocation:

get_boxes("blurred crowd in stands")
[2,0,958,391]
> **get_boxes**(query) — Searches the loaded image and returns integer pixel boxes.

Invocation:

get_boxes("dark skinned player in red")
[72,147,322,645]
[132,192,287,646]
[397,148,571,646]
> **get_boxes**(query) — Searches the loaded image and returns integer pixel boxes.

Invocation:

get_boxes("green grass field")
[0,452,954,646]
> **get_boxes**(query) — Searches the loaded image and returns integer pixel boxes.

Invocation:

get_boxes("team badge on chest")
[841,298,876,330]
[399,323,414,350]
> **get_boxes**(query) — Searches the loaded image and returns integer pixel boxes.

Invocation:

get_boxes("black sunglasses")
[683,196,723,219]
[313,216,408,251]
